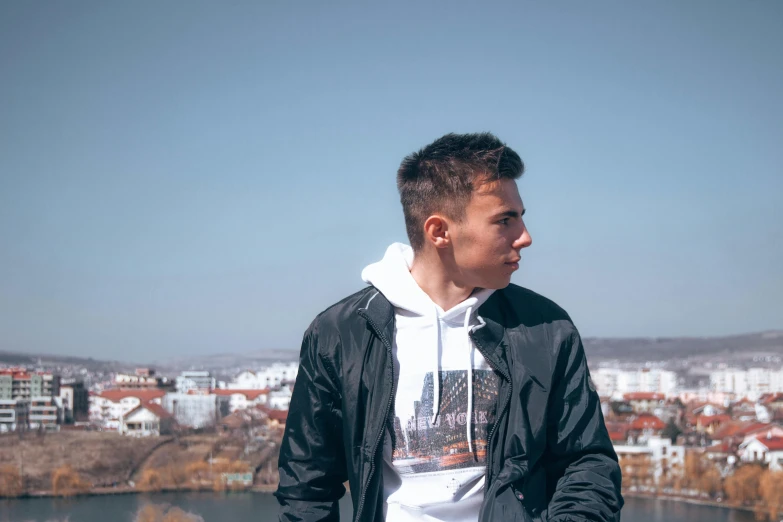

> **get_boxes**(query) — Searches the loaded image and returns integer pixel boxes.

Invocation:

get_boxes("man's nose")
[513,223,532,250]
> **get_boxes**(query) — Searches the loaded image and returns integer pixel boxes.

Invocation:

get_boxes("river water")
[0,492,759,522]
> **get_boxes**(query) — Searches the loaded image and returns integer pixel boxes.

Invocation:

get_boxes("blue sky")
[1,1,781,362]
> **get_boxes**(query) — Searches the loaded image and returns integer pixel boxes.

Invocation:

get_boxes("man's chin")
[479,277,513,291]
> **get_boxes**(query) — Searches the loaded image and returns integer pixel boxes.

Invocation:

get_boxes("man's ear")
[422,214,450,249]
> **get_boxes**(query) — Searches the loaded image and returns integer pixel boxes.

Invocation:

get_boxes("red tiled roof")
[267,409,288,422]
[714,421,781,440]
[605,421,630,441]
[762,393,783,405]
[752,436,783,452]
[713,421,745,439]
[213,389,270,400]
[609,430,628,442]
[629,414,666,431]
[122,405,143,418]
[123,401,173,420]
[623,393,666,401]
[703,442,731,454]
[0,369,54,379]
[740,422,776,436]
[143,402,173,419]
[698,414,732,426]
[99,389,166,402]
[258,404,288,422]
[689,402,725,415]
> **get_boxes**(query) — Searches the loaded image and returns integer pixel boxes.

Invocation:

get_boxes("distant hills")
[2,330,781,372]
[583,330,783,363]
[153,348,299,372]
[0,348,300,377]
[0,350,134,371]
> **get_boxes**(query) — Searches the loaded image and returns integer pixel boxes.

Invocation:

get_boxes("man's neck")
[409,250,474,311]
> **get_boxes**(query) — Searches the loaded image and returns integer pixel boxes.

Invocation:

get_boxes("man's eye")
[498,218,509,225]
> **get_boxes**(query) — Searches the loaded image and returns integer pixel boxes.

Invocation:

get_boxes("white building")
[114,369,162,389]
[228,363,298,390]
[213,389,269,413]
[0,399,24,432]
[711,368,783,398]
[162,392,222,429]
[176,371,215,393]
[710,369,749,396]
[0,397,60,432]
[119,403,172,437]
[28,397,60,430]
[268,387,292,410]
[592,368,678,397]
[739,435,783,470]
[613,435,685,483]
[89,390,166,431]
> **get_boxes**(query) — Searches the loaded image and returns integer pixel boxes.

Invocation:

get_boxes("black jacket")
[276,284,623,521]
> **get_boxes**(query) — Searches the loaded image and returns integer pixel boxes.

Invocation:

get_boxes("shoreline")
[2,484,278,501]
[623,491,759,515]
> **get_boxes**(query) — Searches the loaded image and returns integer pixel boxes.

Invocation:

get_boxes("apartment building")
[0,369,61,431]
[114,368,168,390]
[711,368,783,397]
[0,399,27,432]
[175,371,215,393]
[592,368,678,397]
[59,378,89,423]
[0,369,60,400]
[614,435,685,487]
[228,362,299,390]
[28,397,59,430]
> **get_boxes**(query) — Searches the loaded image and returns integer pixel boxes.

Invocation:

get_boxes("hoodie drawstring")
[465,306,474,457]
[432,307,441,424]
[432,305,478,458]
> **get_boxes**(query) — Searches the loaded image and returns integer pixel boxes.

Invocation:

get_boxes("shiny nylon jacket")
[276,284,623,521]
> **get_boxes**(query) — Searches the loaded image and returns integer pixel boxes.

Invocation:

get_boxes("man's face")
[447,178,532,289]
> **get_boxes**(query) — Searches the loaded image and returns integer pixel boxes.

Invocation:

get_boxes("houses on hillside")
[601,387,783,490]
[119,402,175,437]
[0,369,70,432]
[85,365,295,437]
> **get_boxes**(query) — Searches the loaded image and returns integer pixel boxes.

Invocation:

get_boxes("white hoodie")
[361,243,500,522]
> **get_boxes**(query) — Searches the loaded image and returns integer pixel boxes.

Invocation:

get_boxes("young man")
[276,133,623,522]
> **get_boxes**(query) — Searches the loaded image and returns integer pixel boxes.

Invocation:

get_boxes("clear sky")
[1,1,781,362]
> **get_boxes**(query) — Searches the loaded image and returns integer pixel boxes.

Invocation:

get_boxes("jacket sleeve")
[545,328,623,522]
[275,317,348,522]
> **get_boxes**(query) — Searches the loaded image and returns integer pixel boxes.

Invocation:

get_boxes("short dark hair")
[397,132,524,251]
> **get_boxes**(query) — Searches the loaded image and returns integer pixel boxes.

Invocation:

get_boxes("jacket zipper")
[355,310,395,522]
[470,334,511,484]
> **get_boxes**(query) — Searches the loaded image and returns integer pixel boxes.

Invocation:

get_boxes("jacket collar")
[358,288,395,348]
[475,291,510,378]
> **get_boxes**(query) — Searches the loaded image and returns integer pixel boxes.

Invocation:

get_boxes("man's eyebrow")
[495,208,526,218]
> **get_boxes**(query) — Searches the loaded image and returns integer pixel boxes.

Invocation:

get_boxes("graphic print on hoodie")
[362,243,500,522]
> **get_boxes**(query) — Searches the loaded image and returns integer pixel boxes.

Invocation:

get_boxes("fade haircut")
[397,132,524,252]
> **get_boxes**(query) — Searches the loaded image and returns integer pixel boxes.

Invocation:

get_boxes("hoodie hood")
[362,243,495,455]
[361,243,494,320]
